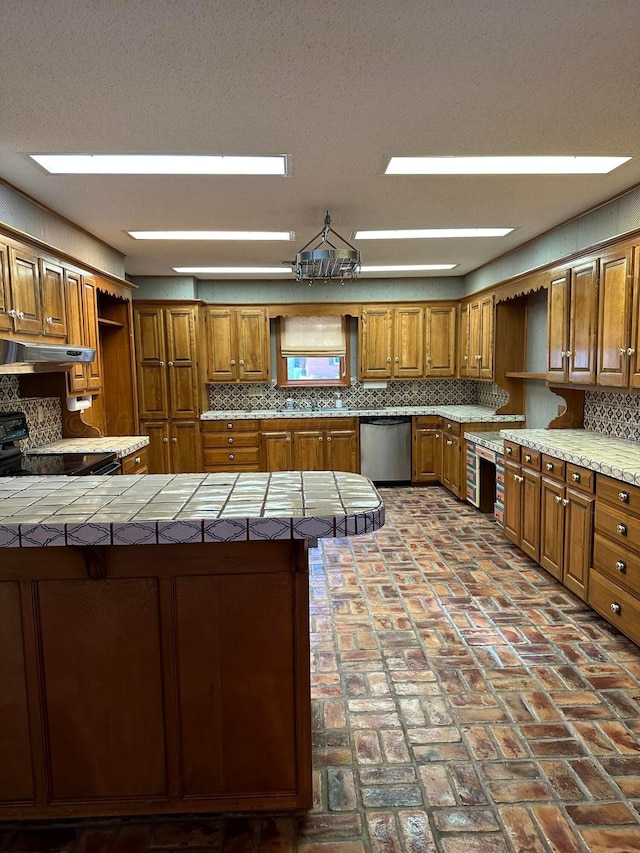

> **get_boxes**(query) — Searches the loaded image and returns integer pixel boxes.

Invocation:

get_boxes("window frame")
[275,317,351,388]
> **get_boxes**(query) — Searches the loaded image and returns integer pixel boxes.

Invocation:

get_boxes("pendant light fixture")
[285,211,361,284]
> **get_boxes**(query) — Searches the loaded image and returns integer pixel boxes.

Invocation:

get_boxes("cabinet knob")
[565,350,572,357]
[620,348,627,356]
[506,446,512,455]
[227,423,233,429]
[7,309,17,318]
[228,453,235,460]
[239,359,244,365]
[172,437,177,443]
[525,454,532,462]
[46,316,54,324]
[446,439,453,446]
[555,494,562,503]
[394,356,399,362]
[435,433,440,439]
[230,359,236,365]
[514,474,523,483]
[572,472,581,482]
[616,560,627,574]
[475,354,482,360]
[546,462,554,471]
[618,491,630,503]
[426,355,432,361]
[610,601,622,615]
[168,361,174,367]
[163,437,168,443]
[327,436,332,441]
[560,350,566,357]
[286,437,291,443]
[464,355,469,361]
[617,522,628,536]
[628,348,636,356]
[134,456,141,465]
[386,357,391,363]
[159,361,165,367]
[228,437,234,444]
[318,436,323,441]
[562,498,569,506]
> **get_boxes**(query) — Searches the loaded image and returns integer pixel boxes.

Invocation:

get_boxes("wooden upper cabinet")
[82,276,102,393]
[425,304,456,377]
[0,244,13,333]
[457,303,470,377]
[39,260,66,337]
[568,260,598,385]
[359,306,393,379]
[461,295,493,379]
[393,306,424,378]
[8,247,42,335]
[547,269,570,381]
[165,306,200,419]
[630,246,640,389]
[134,306,169,418]
[205,307,270,383]
[64,270,87,395]
[596,247,633,387]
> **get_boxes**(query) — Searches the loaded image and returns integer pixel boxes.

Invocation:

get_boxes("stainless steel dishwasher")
[359,416,412,484]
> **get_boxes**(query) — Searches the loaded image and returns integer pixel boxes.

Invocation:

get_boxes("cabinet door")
[568,261,598,385]
[503,461,522,546]
[237,308,270,382]
[205,308,237,382]
[140,420,172,473]
[360,307,393,379]
[596,248,633,387]
[64,270,88,394]
[539,477,565,580]
[39,260,66,337]
[8,247,42,334]
[478,296,494,379]
[0,243,11,332]
[393,306,424,378]
[520,468,541,561]
[37,578,167,801]
[441,434,461,497]
[261,431,293,472]
[563,488,593,601]
[413,428,442,483]
[546,269,569,381]
[630,246,640,388]
[458,303,470,377]
[425,305,456,377]
[293,429,325,471]
[467,300,480,377]
[325,429,358,473]
[171,420,202,473]
[165,306,199,419]
[82,276,102,392]
[135,307,169,419]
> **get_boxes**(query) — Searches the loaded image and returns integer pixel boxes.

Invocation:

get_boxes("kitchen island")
[0,471,383,819]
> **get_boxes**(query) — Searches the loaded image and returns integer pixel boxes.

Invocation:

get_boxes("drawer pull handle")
[134,456,141,465]
[228,437,234,444]
[619,491,630,503]
[616,560,627,574]
[525,454,532,462]
[228,453,235,460]
[506,447,512,455]
[617,523,628,536]
[610,601,622,616]
[572,472,581,482]
[227,423,233,429]
[546,462,554,471]
[514,474,523,483]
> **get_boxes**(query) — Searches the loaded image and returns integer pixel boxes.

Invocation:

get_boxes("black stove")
[0,412,121,477]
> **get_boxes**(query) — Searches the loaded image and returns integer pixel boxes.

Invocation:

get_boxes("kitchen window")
[276,315,350,387]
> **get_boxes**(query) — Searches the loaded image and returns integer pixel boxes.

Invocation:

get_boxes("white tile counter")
[202,405,525,424]
[464,430,505,454]
[0,471,384,548]
[500,428,640,485]
[28,436,150,458]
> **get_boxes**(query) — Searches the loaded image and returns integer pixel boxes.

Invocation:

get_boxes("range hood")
[0,339,95,374]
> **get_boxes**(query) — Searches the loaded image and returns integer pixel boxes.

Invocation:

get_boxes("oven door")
[91,458,122,475]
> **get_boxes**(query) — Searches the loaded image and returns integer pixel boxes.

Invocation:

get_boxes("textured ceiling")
[0,0,639,278]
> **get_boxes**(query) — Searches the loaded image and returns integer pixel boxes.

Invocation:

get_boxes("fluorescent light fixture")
[385,156,631,175]
[360,264,457,272]
[355,228,513,239]
[129,230,293,241]
[173,266,294,275]
[30,154,289,175]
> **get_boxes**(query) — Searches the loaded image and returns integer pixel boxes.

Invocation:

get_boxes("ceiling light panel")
[173,267,294,275]
[129,230,293,240]
[361,264,457,272]
[355,228,513,239]
[385,156,631,175]
[30,154,289,175]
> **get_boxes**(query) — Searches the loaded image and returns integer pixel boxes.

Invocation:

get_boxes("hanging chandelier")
[284,211,361,284]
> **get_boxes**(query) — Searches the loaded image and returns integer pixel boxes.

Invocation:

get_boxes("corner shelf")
[98,317,125,329]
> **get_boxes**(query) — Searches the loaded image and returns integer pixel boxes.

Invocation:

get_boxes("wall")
[0,376,62,449]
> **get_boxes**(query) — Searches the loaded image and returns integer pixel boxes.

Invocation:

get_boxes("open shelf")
[505,372,547,380]
[98,317,125,328]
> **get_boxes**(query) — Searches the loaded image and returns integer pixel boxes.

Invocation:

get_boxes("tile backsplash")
[584,390,640,441]
[0,376,62,449]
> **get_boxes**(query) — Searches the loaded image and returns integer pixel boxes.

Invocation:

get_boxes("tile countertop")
[0,471,384,548]
[500,428,640,486]
[202,405,526,424]
[464,430,505,454]
[28,436,150,458]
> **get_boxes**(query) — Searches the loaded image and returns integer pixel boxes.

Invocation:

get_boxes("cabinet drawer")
[203,431,259,449]
[503,441,521,462]
[443,420,461,435]
[593,532,640,597]
[541,454,565,480]
[121,448,148,475]
[204,462,260,474]
[414,416,442,428]
[203,447,260,466]
[566,463,595,494]
[597,475,640,515]
[589,569,640,646]
[595,503,640,551]
[202,420,257,433]
[521,448,541,470]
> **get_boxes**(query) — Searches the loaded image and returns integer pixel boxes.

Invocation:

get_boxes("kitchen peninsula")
[0,470,383,819]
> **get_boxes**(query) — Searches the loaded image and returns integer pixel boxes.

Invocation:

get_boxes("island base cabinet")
[0,541,312,819]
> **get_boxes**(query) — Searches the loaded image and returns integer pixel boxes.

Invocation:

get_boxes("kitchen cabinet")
[359,305,423,379]
[259,418,358,473]
[6,246,42,335]
[140,419,201,474]
[39,260,67,338]
[424,304,457,377]
[459,294,493,379]
[204,306,270,383]
[64,271,102,395]
[121,447,148,475]
[595,247,634,387]
[441,421,462,497]
[503,444,542,562]
[203,420,260,473]
[412,416,442,483]
[546,260,598,384]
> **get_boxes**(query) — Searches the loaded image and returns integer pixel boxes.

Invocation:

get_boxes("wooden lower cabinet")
[121,447,148,475]
[140,420,201,474]
[260,419,358,473]
[0,540,312,818]
[202,420,260,473]
[441,431,461,497]
[412,417,442,483]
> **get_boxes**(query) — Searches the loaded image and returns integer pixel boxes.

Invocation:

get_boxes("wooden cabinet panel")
[546,269,570,381]
[0,243,11,332]
[568,261,598,385]
[413,419,442,483]
[457,303,470,377]
[165,306,199,419]
[502,461,522,545]
[520,467,541,561]
[461,295,493,379]
[205,307,270,383]
[8,247,42,335]
[175,573,298,795]
[393,306,423,378]
[38,578,167,800]
[0,583,35,803]
[293,429,325,471]
[135,307,168,419]
[325,428,358,473]
[563,488,594,600]
[589,569,640,647]
[425,305,456,377]
[39,260,67,337]
[139,420,172,474]
[64,270,87,395]
[479,296,494,378]
[236,308,270,382]
[170,420,201,473]
[205,308,237,382]
[596,248,633,386]
[261,431,293,471]
[82,276,102,392]
[630,246,640,388]
[539,477,565,580]
[441,432,461,497]
[360,306,393,379]
[121,448,148,475]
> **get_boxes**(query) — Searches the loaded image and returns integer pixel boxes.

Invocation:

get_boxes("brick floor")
[2,485,640,852]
